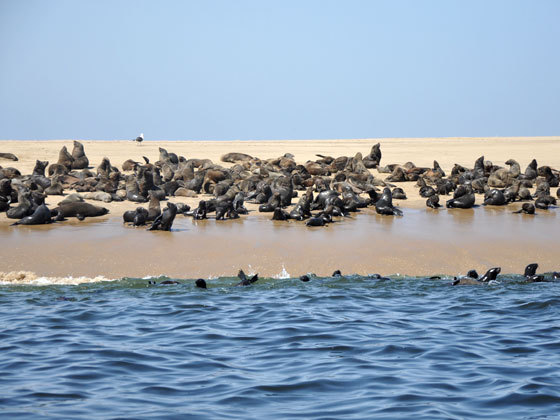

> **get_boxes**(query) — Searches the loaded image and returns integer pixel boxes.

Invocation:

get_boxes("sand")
[1,137,559,281]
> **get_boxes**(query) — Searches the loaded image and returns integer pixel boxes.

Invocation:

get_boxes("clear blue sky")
[1,0,559,140]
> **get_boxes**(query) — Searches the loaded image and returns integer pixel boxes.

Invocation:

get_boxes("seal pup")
[375,187,403,216]
[426,194,441,209]
[513,203,535,215]
[236,269,259,286]
[148,203,177,231]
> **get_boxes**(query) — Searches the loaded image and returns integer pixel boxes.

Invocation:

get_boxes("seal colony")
[1,139,558,230]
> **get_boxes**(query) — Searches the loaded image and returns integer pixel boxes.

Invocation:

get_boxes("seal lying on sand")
[0,153,18,161]
[11,201,52,225]
[55,202,109,220]
[221,152,253,163]
[446,185,475,209]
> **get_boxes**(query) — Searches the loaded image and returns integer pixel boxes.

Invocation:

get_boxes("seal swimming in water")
[148,203,177,231]
[452,267,500,285]
[523,263,546,282]
[478,267,501,283]
[375,187,403,216]
[236,269,259,286]
[195,279,207,289]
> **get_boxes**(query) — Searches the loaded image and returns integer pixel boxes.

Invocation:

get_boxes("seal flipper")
[76,214,85,221]
[236,270,258,286]
[148,214,163,231]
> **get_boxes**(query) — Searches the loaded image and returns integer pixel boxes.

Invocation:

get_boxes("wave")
[0,271,112,285]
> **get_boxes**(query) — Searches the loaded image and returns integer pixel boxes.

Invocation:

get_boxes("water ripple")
[1,276,559,419]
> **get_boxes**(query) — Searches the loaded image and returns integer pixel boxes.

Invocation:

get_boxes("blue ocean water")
[1,275,560,419]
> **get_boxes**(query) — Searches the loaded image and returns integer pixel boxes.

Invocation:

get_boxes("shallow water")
[1,207,559,279]
[1,276,560,419]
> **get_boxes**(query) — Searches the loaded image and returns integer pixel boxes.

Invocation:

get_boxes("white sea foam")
[273,265,291,279]
[0,271,113,285]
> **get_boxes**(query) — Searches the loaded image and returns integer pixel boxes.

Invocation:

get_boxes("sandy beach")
[1,137,559,281]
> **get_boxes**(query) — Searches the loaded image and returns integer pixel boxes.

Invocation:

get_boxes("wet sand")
[1,208,558,281]
[1,137,559,282]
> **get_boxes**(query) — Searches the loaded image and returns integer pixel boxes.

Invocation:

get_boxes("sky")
[0,0,559,140]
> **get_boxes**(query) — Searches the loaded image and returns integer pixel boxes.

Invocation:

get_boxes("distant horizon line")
[1,135,559,142]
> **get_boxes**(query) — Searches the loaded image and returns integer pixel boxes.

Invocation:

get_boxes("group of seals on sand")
[397,155,559,212]
[1,142,109,225]
[2,141,559,228]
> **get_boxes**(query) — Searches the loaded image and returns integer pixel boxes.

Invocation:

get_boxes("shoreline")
[1,137,559,280]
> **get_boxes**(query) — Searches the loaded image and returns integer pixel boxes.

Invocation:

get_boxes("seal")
[6,190,33,219]
[375,187,403,216]
[483,189,506,206]
[272,207,289,221]
[478,267,501,282]
[446,185,475,209]
[11,203,52,225]
[0,152,18,161]
[236,269,259,286]
[55,202,109,220]
[513,203,535,215]
[148,203,177,231]
[195,279,207,289]
[426,194,441,209]
[71,141,89,169]
[452,267,499,285]
[221,152,253,163]
[524,263,545,282]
